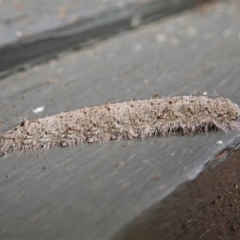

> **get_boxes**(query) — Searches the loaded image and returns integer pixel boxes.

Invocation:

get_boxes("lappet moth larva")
[0,96,239,156]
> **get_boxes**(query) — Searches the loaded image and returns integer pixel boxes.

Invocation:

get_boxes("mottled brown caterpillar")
[0,96,240,156]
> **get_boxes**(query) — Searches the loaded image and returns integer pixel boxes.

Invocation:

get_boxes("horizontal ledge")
[0,0,210,79]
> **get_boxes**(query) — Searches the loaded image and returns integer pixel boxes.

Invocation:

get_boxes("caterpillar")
[0,96,239,156]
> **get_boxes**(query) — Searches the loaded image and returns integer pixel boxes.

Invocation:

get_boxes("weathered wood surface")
[0,0,206,77]
[0,1,240,239]
[115,147,240,240]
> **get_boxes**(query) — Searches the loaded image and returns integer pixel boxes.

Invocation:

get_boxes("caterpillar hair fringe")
[0,96,240,156]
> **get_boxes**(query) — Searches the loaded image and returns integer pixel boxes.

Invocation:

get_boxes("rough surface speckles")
[0,96,240,156]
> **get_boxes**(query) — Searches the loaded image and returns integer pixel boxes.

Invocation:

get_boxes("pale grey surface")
[0,1,240,239]
[0,0,137,46]
[0,0,197,46]
[0,0,200,76]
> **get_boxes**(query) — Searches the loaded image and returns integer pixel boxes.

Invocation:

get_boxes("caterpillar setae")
[0,96,239,156]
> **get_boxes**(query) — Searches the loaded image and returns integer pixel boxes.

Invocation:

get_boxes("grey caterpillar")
[0,96,240,156]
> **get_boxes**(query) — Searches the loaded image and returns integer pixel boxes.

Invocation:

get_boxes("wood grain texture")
[113,144,240,240]
[0,0,203,77]
[0,1,240,239]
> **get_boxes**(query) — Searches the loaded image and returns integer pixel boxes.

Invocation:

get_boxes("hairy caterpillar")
[0,96,240,156]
